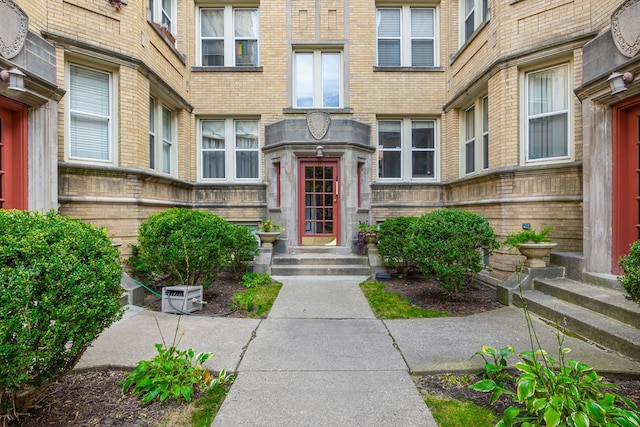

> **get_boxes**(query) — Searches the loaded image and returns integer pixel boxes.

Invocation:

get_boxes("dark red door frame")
[297,158,340,245]
[612,95,640,274]
[0,96,28,210]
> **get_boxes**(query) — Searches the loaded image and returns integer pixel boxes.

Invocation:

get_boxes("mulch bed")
[10,273,640,426]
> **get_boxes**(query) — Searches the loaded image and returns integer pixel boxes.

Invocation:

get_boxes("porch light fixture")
[0,68,25,92]
[608,71,635,95]
[316,145,324,157]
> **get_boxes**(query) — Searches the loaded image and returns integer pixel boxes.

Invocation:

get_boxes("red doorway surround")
[0,96,28,210]
[612,96,640,274]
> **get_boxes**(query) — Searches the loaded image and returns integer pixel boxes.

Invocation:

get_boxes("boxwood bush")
[0,210,123,419]
[411,208,498,298]
[130,208,239,289]
[376,216,418,276]
[619,240,640,304]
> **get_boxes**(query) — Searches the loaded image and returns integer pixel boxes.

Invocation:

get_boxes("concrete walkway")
[78,275,640,426]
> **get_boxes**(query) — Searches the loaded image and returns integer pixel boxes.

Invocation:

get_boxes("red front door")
[0,98,28,210]
[298,159,340,245]
[612,99,640,273]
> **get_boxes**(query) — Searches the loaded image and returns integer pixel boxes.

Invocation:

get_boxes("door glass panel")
[301,163,338,245]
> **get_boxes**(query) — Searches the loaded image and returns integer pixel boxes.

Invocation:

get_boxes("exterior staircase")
[271,246,371,276]
[497,253,640,361]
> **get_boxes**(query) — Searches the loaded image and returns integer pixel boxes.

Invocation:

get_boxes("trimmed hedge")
[376,216,418,276]
[0,210,123,418]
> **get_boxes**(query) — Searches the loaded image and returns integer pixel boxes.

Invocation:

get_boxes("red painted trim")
[275,162,281,207]
[0,97,28,210]
[612,95,640,274]
[357,162,362,208]
[297,158,340,245]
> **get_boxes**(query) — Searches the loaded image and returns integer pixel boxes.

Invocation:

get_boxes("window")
[294,51,342,108]
[149,96,176,174]
[461,96,489,175]
[376,7,436,67]
[525,64,569,161]
[151,0,176,35]
[68,64,113,163]
[460,0,488,45]
[464,106,475,174]
[378,119,437,180]
[200,119,260,180]
[199,7,259,66]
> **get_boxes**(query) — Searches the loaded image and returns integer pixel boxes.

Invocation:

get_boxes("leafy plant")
[618,240,640,304]
[504,226,554,247]
[228,225,259,277]
[121,343,232,404]
[0,210,123,420]
[410,208,499,298]
[232,281,282,317]
[376,216,418,276]
[359,281,449,319]
[357,222,379,233]
[471,277,640,427]
[472,345,515,394]
[257,219,283,232]
[240,271,273,288]
[129,208,236,289]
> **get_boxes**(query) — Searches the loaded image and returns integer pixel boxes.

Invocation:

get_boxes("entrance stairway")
[497,253,640,361]
[271,247,370,276]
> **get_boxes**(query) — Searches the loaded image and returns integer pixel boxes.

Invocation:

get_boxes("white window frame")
[149,95,177,175]
[522,62,572,164]
[293,50,343,109]
[463,106,476,175]
[461,95,489,175]
[197,6,260,67]
[152,0,177,35]
[65,62,117,166]
[459,0,488,46]
[198,118,261,182]
[377,118,438,182]
[376,6,438,67]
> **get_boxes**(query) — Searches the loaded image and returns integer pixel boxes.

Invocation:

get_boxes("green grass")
[232,281,283,318]
[190,382,232,427]
[423,394,498,427]
[359,281,449,319]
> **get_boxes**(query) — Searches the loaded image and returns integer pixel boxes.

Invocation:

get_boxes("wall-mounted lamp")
[316,145,324,157]
[608,71,635,95]
[0,68,25,91]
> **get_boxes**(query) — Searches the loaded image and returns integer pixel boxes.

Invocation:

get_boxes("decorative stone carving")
[0,0,28,59]
[306,111,331,140]
[612,0,640,58]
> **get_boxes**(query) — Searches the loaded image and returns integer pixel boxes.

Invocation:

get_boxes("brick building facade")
[1,0,639,281]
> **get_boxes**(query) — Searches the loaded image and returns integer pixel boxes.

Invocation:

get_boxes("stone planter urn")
[256,231,281,248]
[517,242,558,267]
[364,232,378,247]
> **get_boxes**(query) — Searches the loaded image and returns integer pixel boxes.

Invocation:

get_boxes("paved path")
[78,275,640,426]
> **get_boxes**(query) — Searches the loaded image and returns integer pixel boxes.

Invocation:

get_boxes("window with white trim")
[461,95,489,175]
[378,119,437,180]
[460,0,488,45]
[151,0,176,36]
[68,64,114,163]
[149,96,176,175]
[199,6,259,66]
[294,50,342,108]
[376,6,436,67]
[525,64,569,161]
[200,119,260,180]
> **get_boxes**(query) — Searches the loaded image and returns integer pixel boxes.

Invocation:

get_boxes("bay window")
[460,0,488,45]
[149,95,176,175]
[461,96,489,175]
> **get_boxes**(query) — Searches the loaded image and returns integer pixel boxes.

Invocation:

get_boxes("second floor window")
[199,7,259,66]
[461,0,488,45]
[294,51,342,108]
[376,7,436,67]
[151,0,176,35]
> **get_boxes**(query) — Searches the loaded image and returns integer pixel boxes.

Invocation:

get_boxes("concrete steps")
[271,248,370,276]
[513,277,640,360]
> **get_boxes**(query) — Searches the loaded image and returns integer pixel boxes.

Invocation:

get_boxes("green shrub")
[411,208,499,298]
[0,210,123,419]
[376,216,418,276]
[228,226,258,276]
[619,240,640,304]
[130,208,236,289]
